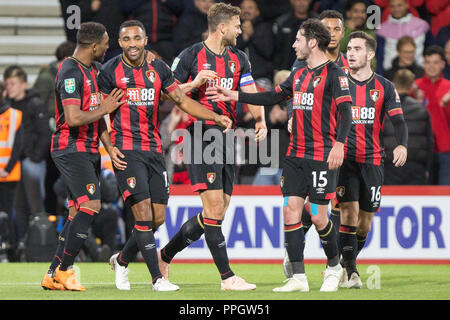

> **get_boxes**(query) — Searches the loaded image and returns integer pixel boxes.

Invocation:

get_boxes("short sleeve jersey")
[98,55,179,153]
[171,42,255,127]
[51,57,102,156]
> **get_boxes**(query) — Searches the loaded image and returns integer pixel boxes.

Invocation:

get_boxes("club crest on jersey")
[336,186,345,197]
[86,183,95,195]
[127,177,136,189]
[207,172,216,184]
[313,76,322,87]
[342,66,350,75]
[228,61,237,73]
[146,70,156,83]
[64,78,76,94]
[370,89,380,102]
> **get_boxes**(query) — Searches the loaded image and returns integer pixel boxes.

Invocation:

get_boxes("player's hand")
[0,168,8,178]
[108,146,127,171]
[327,141,344,170]
[392,145,407,167]
[254,121,267,141]
[145,50,156,63]
[193,70,217,88]
[206,86,238,102]
[214,114,233,133]
[101,88,126,114]
[441,92,450,107]
[287,117,292,133]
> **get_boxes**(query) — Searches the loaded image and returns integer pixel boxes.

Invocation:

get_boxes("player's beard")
[349,58,367,72]
[125,46,145,63]
[94,49,106,63]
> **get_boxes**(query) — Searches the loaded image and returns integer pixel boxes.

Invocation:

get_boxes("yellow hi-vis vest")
[0,107,22,182]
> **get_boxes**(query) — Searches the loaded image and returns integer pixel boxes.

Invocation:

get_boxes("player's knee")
[310,214,328,231]
[205,202,224,219]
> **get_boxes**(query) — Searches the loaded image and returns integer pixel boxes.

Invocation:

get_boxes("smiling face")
[347,2,367,28]
[321,17,344,51]
[221,15,242,47]
[119,26,148,64]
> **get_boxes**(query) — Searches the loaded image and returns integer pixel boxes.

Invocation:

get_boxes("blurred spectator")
[273,0,317,71]
[236,0,275,81]
[0,82,23,262]
[122,0,178,64]
[384,36,424,80]
[160,105,191,184]
[59,0,125,61]
[3,66,51,248]
[33,41,76,129]
[425,0,450,37]
[384,69,433,185]
[340,0,376,53]
[173,0,215,57]
[80,0,126,61]
[252,70,290,185]
[436,30,450,80]
[374,0,424,22]
[376,0,434,74]
[444,39,450,80]
[254,0,292,22]
[415,46,450,185]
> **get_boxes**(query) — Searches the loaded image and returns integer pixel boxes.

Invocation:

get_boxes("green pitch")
[0,263,449,300]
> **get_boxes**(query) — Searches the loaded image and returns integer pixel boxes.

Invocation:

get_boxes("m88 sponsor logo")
[352,105,376,124]
[293,91,314,110]
[126,88,155,106]
[207,76,234,90]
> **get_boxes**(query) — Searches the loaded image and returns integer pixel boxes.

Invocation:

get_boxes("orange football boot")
[54,267,86,291]
[41,273,66,290]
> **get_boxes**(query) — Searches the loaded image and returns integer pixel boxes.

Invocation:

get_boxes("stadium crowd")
[0,0,449,263]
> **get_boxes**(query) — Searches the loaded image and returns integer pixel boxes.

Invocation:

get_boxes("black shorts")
[336,159,384,212]
[281,157,337,205]
[114,150,169,205]
[52,152,101,210]
[187,124,235,195]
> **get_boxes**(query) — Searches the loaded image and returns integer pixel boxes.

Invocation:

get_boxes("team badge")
[207,172,216,184]
[336,186,345,197]
[86,183,95,195]
[313,76,322,87]
[64,78,76,94]
[280,176,284,188]
[342,66,350,75]
[146,70,156,83]
[370,89,380,102]
[228,61,236,73]
[127,177,136,189]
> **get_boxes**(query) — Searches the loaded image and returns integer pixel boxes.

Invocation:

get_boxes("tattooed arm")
[166,86,232,130]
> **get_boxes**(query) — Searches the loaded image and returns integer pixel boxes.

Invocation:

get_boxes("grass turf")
[0,262,449,300]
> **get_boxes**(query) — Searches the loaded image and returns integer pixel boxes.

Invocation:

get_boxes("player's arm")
[64,89,126,127]
[327,70,353,170]
[166,85,232,131]
[177,70,218,94]
[98,117,127,170]
[240,83,267,141]
[385,84,408,167]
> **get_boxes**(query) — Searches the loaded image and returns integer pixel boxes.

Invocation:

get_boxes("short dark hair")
[393,69,415,90]
[55,41,76,61]
[0,82,4,101]
[119,19,147,36]
[424,45,445,61]
[348,31,377,52]
[3,65,27,83]
[299,19,331,52]
[319,10,344,23]
[76,22,107,46]
[396,36,415,52]
[208,3,241,32]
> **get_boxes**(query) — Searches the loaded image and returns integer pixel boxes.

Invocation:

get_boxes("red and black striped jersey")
[171,41,254,127]
[98,55,179,153]
[292,52,350,75]
[346,72,403,165]
[278,60,353,161]
[51,57,101,156]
